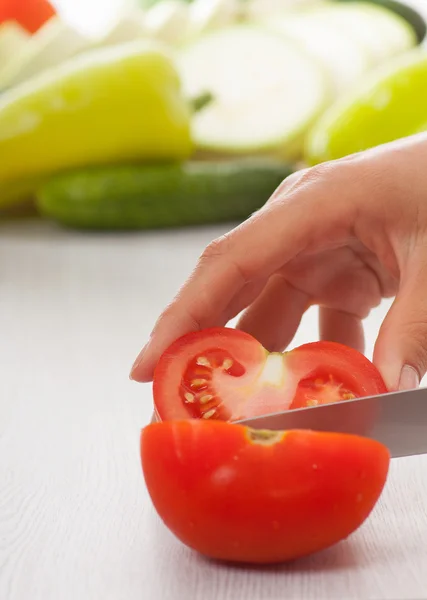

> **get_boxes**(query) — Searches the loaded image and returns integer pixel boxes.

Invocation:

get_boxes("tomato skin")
[287,341,388,409]
[153,327,388,422]
[0,0,55,33]
[153,327,269,421]
[141,420,390,564]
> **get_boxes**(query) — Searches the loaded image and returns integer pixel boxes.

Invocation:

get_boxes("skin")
[131,132,427,392]
[141,421,390,563]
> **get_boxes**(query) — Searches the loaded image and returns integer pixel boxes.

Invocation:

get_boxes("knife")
[236,387,427,458]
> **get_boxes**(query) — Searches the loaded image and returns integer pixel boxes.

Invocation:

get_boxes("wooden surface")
[1,219,427,600]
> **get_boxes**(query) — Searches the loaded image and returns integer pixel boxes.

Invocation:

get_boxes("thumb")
[374,264,427,391]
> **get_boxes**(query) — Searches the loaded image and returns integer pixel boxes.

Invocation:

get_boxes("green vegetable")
[305,48,427,165]
[0,40,193,208]
[35,159,293,230]
[177,25,328,160]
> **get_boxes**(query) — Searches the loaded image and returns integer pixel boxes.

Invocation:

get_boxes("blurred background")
[1,0,427,228]
[2,0,427,369]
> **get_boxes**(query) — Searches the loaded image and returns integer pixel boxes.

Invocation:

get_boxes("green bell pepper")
[0,41,193,208]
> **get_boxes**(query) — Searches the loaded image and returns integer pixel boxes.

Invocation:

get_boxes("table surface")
[1,219,427,600]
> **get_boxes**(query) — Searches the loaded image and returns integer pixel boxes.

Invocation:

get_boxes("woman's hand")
[131,133,427,392]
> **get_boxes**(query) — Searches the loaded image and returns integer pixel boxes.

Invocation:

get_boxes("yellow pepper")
[0,41,193,207]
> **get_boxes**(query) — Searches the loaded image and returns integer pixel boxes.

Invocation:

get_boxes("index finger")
[130,161,357,382]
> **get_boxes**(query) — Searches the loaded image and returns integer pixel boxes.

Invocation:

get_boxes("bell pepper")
[0,41,193,208]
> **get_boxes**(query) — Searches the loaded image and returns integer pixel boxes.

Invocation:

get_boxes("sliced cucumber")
[0,17,90,91]
[263,12,371,95]
[308,2,417,63]
[178,25,329,159]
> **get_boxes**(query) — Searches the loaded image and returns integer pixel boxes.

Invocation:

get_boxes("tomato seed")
[191,379,208,389]
[202,409,216,419]
[180,348,244,418]
[200,395,213,404]
[196,356,211,367]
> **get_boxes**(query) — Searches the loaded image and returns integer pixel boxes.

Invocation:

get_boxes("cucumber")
[35,160,294,230]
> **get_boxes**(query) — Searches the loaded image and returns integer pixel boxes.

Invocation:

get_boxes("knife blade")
[235,387,427,458]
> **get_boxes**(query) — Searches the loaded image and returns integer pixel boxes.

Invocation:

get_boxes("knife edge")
[235,387,427,458]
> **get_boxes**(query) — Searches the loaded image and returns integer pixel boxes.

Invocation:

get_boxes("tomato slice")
[153,327,387,421]
[0,0,56,34]
[287,341,388,409]
[141,419,390,564]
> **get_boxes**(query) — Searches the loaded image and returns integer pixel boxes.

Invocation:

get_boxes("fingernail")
[129,342,149,380]
[398,364,420,391]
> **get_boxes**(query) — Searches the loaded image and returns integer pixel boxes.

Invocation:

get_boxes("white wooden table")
[1,219,427,600]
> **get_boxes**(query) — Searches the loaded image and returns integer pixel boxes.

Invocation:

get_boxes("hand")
[131,132,427,391]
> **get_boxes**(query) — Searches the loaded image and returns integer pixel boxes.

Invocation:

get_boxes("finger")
[374,256,427,391]
[222,278,269,324]
[236,275,309,352]
[131,278,268,383]
[131,161,360,382]
[319,306,365,353]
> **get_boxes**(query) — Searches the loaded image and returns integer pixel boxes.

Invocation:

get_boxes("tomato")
[153,327,387,422]
[141,419,390,564]
[288,341,388,410]
[0,0,55,34]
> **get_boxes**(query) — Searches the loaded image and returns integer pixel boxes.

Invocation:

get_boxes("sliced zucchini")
[245,0,322,21]
[178,25,329,159]
[308,2,417,63]
[263,12,371,95]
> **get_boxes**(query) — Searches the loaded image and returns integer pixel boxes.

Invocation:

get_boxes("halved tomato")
[0,0,56,34]
[153,327,387,422]
[141,419,390,564]
[288,341,388,410]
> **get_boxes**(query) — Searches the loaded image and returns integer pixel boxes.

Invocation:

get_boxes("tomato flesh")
[288,341,388,409]
[180,347,246,420]
[293,374,356,408]
[141,419,390,564]
[153,327,295,421]
[153,328,387,422]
